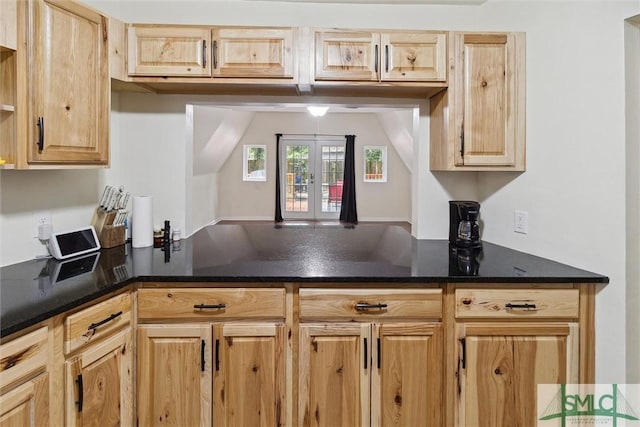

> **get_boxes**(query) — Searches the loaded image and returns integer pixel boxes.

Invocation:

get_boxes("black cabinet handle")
[377,337,381,369]
[36,117,44,151]
[202,40,207,68]
[213,40,218,69]
[364,337,368,369]
[385,45,389,72]
[215,339,220,371]
[374,44,378,73]
[88,311,123,331]
[355,303,388,311]
[505,302,537,310]
[201,340,206,372]
[459,338,466,369]
[460,124,465,159]
[193,303,226,310]
[75,374,83,412]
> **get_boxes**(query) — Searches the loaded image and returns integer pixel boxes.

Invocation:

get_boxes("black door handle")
[36,117,44,151]
[75,374,83,412]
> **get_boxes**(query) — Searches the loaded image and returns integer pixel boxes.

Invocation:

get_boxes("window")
[363,146,387,182]
[243,145,267,181]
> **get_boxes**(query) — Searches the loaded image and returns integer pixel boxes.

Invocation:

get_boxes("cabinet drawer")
[0,326,48,389]
[299,288,442,320]
[455,288,580,319]
[137,288,285,320]
[64,292,131,354]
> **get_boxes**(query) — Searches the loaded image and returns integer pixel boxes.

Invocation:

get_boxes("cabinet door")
[457,323,578,427]
[371,323,443,427]
[29,0,109,164]
[314,31,378,81]
[127,26,211,77]
[212,28,294,79]
[137,324,212,427]
[380,32,446,82]
[299,323,371,427]
[455,33,523,167]
[65,327,133,427]
[0,372,48,427]
[213,323,286,427]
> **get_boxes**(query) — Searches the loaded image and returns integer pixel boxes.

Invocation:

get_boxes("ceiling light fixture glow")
[307,106,329,117]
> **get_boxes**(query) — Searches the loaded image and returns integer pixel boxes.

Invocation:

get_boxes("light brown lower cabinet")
[0,372,49,427]
[65,327,133,427]
[0,325,49,427]
[456,322,578,427]
[137,322,286,427]
[298,322,443,427]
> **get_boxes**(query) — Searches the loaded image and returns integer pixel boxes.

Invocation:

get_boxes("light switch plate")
[514,210,528,234]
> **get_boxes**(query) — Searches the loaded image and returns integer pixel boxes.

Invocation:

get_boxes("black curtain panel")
[275,133,283,222]
[339,135,358,224]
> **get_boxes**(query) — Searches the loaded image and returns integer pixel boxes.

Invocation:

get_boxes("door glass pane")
[285,145,309,213]
[320,145,344,213]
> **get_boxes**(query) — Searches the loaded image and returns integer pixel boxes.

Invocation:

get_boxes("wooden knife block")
[91,208,126,248]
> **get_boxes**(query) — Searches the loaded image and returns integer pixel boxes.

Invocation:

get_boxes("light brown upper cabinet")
[212,27,295,78]
[127,25,295,80]
[314,30,446,82]
[127,25,212,77]
[27,0,109,166]
[430,32,525,171]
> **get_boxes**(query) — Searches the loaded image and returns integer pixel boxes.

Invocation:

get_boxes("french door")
[280,137,345,220]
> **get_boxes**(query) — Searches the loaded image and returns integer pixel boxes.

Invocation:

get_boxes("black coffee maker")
[449,201,481,248]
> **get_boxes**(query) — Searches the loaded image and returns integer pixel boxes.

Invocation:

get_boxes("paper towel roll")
[132,195,153,248]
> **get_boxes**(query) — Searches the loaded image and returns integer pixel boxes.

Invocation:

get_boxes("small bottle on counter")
[153,230,163,248]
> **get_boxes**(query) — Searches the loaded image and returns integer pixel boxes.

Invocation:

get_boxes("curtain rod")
[278,133,349,138]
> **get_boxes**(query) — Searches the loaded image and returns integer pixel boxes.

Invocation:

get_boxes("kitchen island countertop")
[0,223,608,337]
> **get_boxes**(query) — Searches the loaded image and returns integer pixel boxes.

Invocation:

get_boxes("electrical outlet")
[33,211,51,237]
[514,210,528,234]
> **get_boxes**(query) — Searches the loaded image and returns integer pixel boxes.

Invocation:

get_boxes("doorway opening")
[280,136,345,220]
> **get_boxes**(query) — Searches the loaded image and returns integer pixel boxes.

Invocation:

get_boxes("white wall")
[624,17,640,384]
[216,111,412,221]
[1,0,636,383]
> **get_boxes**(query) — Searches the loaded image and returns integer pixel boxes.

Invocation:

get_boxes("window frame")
[363,145,387,183]
[243,144,267,182]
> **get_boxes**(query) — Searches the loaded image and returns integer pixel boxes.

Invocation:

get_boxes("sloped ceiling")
[375,110,414,173]
[193,106,255,176]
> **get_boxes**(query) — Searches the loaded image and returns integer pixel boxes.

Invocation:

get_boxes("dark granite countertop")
[0,223,608,338]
